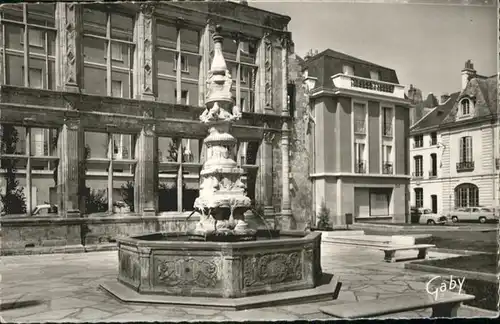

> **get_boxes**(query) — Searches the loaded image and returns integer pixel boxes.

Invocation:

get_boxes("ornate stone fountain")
[189,25,254,241]
[100,26,338,310]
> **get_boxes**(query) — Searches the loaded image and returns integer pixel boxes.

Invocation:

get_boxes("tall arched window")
[454,183,479,208]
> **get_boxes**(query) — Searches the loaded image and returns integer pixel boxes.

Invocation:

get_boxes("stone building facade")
[410,60,499,217]
[0,2,294,254]
[290,49,411,226]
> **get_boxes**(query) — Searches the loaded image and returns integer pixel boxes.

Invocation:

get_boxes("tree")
[316,200,331,230]
[120,180,134,212]
[0,125,27,214]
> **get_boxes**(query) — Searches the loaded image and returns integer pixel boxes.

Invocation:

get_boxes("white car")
[450,207,498,223]
[32,204,58,216]
[418,208,448,225]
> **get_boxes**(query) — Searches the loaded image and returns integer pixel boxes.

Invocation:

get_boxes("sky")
[249,0,497,97]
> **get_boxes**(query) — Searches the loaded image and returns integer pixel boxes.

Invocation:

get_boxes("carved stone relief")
[156,257,220,288]
[264,37,273,107]
[65,4,77,85]
[119,250,140,285]
[243,252,302,287]
[141,3,155,95]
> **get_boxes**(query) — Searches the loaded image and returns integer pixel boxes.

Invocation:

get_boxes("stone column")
[280,121,293,229]
[134,123,157,215]
[59,115,83,217]
[261,126,275,225]
[56,3,83,92]
[135,3,156,101]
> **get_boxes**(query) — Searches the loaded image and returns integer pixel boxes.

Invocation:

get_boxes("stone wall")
[288,54,313,229]
[0,215,200,256]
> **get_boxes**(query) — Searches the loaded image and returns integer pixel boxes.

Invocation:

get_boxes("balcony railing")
[456,161,474,172]
[355,160,366,174]
[412,171,423,178]
[331,74,406,99]
[354,120,366,134]
[382,162,393,174]
[428,170,437,178]
[413,142,423,148]
[382,123,392,137]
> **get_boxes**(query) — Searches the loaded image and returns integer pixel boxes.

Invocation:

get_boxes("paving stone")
[181,307,225,316]
[50,297,98,311]
[14,309,79,322]
[222,309,300,321]
[300,312,333,320]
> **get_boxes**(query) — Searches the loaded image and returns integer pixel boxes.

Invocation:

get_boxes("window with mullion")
[82,7,134,98]
[1,3,56,88]
[158,137,202,213]
[224,36,257,113]
[459,136,472,163]
[83,131,136,215]
[0,123,60,216]
[156,21,201,105]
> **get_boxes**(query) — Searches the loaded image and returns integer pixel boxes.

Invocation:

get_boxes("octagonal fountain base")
[100,230,341,310]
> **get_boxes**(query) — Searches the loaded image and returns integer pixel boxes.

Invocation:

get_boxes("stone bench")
[381,244,436,262]
[319,291,475,318]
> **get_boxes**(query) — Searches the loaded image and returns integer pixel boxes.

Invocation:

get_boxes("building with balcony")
[0,2,295,253]
[409,60,499,216]
[291,48,411,225]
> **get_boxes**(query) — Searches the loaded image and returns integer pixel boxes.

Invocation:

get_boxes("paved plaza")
[1,243,497,322]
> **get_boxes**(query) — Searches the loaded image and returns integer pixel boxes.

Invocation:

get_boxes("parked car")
[449,207,499,223]
[32,204,58,216]
[417,208,448,225]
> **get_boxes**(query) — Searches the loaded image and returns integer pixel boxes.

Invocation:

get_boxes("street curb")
[429,248,493,256]
[404,262,497,283]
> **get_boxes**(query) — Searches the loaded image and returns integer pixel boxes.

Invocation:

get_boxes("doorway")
[431,195,438,214]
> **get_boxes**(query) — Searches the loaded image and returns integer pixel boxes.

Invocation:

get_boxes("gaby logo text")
[425,275,465,301]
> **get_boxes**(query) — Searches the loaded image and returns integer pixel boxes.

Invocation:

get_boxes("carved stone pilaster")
[136,3,156,100]
[264,35,273,109]
[59,116,84,216]
[135,123,157,215]
[57,3,82,92]
[279,121,293,229]
[260,125,275,223]
[280,33,290,117]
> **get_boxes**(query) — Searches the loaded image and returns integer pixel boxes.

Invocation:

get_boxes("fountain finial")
[210,25,227,73]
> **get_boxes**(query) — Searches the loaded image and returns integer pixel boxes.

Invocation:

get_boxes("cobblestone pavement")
[0,243,497,322]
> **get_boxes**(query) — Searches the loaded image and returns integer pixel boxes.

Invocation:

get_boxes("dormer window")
[370,71,380,81]
[343,65,354,76]
[460,98,473,117]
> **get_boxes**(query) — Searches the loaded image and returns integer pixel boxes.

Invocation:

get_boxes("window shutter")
[466,136,472,161]
[459,137,464,162]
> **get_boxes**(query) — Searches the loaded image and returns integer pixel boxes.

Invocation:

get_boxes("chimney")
[461,59,476,90]
[440,93,450,104]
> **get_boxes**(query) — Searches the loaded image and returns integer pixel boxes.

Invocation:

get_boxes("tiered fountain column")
[189,26,254,240]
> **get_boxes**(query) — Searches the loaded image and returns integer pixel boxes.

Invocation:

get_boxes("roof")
[410,74,497,134]
[410,92,460,133]
[308,49,393,71]
[441,75,497,125]
[303,48,400,88]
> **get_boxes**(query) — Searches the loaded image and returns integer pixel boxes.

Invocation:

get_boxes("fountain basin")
[111,230,322,299]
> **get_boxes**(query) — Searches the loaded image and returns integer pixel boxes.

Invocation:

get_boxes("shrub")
[316,200,331,230]
[120,181,135,212]
[0,125,27,215]
[85,189,108,214]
